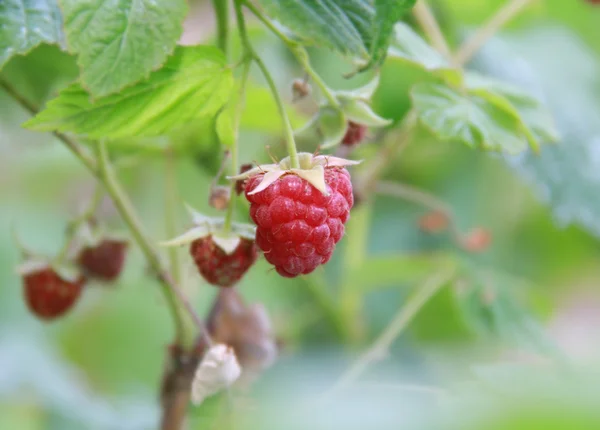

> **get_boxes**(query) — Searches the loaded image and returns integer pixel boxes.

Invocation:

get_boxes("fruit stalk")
[234,0,300,169]
[244,1,340,109]
[223,59,251,233]
[213,0,230,60]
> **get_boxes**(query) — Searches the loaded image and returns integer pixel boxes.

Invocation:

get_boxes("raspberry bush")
[2,0,600,429]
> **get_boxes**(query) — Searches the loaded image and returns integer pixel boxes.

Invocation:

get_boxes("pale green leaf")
[472,28,600,239]
[0,0,64,69]
[59,0,188,97]
[411,82,529,154]
[24,46,233,139]
[465,72,559,149]
[389,22,462,85]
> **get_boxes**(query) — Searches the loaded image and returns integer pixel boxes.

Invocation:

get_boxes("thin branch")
[325,268,456,396]
[95,141,190,343]
[0,78,97,173]
[164,150,183,287]
[454,0,535,66]
[223,59,251,233]
[413,0,452,60]
[244,1,340,109]
[234,0,300,168]
[213,0,230,60]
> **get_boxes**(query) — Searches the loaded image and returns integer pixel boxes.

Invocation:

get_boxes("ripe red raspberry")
[22,266,85,320]
[77,239,128,282]
[244,167,354,277]
[190,236,258,287]
[341,121,367,146]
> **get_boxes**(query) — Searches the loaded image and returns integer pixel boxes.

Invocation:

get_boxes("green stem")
[223,59,252,233]
[95,141,190,344]
[234,0,300,168]
[413,0,453,61]
[213,0,230,60]
[325,267,456,396]
[164,150,183,286]
[244,1,340,109]
[454,0,534,66]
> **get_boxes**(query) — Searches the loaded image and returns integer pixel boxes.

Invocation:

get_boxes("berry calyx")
[77,239,128,282]
[190,235,258,287]
[341,121,368,146]
[233,153,359,278]
[19,262,85,320]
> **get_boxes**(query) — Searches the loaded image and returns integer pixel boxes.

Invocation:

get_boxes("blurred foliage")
[2,0,600,429]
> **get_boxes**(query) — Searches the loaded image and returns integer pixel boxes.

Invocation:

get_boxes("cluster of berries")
[20,236,128,320]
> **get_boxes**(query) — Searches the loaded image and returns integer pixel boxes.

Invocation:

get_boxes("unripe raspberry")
[190,235,258,287]
[240,154,356,277]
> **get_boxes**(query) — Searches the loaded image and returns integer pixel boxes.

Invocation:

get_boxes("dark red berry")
[190,236,258,287]
[244,168,353,277]
[22,267,85,320]
[341,121,367,146]
[77,239,128,282]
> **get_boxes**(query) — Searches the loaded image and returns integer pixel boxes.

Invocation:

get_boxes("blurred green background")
[2,0,600,429]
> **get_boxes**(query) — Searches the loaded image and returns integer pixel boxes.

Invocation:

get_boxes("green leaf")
[362,0,416,71]
[411,82,529,154]
[260,0,373,57]
[471,28,600,239]
[0,0,64,69]
[388,22,462,85]
[59,0,188,97]
[465,72,559,149]
[259,0,415,66]
[24,46,233,139]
